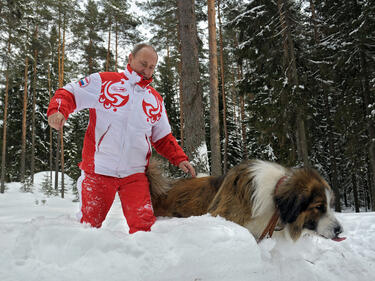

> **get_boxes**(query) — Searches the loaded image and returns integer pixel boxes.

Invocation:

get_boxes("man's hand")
[178,161,196,177]
[48,112,66,130]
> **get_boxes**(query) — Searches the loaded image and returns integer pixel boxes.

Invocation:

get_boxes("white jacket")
[47,64,187,178]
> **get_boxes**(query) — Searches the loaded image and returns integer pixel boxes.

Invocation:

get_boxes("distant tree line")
[0,0,374,212]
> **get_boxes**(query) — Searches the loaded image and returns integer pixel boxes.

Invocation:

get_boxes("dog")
[147,159,344,242]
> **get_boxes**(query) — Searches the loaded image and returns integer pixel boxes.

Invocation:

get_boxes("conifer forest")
[0,0,374,212]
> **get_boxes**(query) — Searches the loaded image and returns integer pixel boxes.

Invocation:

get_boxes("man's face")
[128,47,158,79]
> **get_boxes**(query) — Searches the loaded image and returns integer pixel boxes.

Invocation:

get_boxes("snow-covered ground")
[1,172,374,281]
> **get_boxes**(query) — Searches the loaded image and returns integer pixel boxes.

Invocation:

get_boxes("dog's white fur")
[315,189,342,239]
[245,160,342,240]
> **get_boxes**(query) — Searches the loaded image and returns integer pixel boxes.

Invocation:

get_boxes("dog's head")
[274,168,343,241]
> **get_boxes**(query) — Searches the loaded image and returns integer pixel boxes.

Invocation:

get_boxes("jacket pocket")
[97,124,111,152]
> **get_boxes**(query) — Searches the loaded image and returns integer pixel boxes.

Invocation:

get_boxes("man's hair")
[131,43,158,58]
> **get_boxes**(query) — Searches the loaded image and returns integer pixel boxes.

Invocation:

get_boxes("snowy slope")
[0,172,374,281]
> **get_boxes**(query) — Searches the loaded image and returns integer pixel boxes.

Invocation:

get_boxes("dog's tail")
[146,158,171,198]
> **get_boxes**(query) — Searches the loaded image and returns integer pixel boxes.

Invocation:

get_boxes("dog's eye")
[315,205,324,211]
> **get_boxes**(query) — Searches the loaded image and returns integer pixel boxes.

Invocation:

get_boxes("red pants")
[77,172,156,234]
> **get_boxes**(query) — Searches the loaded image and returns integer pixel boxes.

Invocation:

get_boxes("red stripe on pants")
[80,172,156,233]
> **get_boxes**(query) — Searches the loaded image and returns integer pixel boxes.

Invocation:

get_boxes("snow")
[192,142,210,175]
[1,172,375,281]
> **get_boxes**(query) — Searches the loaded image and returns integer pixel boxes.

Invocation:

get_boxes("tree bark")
[106,22,111,72]
[237,62,248,159]
[48,64,53,187]
[177,22,184,149]
[115,21,118,72]
[309,0,319,43]
[176,0,208,173]
[31,26,38,184]
[88,38,93,74]
[240,95,247,158]
[352,174,360,213]
[217,0,228,173]
[1,32,11,193]
[21,55,29,183]
[60,15,66,198]
[55,133,59,191]
[234,36,248,159]
[208,0,222,176]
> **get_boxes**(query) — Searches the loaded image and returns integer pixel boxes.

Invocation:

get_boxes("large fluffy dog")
[147,159,344,242]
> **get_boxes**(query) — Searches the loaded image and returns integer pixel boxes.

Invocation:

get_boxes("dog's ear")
[274,189,309,224]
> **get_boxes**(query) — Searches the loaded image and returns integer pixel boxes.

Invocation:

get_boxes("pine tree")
[312,0,375,210]
[102,0,139,71]
[72,0,106,75]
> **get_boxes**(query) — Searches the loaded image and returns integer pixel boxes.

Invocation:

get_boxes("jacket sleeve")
[152,133,188,166]
[47,73,102,119]
[47,88,76,119]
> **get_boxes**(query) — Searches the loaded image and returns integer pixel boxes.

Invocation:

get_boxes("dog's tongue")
[332,237,346,242]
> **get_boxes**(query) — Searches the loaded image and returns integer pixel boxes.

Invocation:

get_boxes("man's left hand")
[178,161,196,177]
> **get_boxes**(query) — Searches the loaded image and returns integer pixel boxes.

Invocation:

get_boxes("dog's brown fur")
[207,163,256,226]
[147,159,343,241]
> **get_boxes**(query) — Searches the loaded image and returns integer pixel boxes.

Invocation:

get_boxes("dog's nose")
[334,225,343,235]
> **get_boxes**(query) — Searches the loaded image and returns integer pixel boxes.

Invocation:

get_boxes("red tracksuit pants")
[77,171,156,234]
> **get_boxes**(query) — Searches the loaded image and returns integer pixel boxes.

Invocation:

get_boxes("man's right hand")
[48,112,66,130]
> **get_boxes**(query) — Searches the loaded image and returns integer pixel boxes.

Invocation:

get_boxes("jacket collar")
[124,64,153,88]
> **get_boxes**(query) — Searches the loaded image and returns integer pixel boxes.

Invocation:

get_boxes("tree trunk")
[61,18,65,85]
[55,133,59,191]
[177,24,184,149]
[217,0,228,173]
[1,32,11,193]
[54,12,60,192]
[352,174,360,213]
[21,55,29,183]
[296,111,309,166]
[57,9,61,86]
[324,92,341,211]
[60,16,66,199]
[88,38,93,74]
[236,61,248,159]
[366,170,372,210]
[48,64,53,187]
[343,184,348,207]
[55,9,62,193]
[309,0,319,43]
[176,0,208,173]
[60,128,65,198]
[31,26,38,184]
[115,21,118,72]
[240,95,247,158]
[208,0,221,176]
[106,22,112,72]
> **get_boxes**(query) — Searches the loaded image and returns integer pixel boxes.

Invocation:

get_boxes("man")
[47,43,195,234]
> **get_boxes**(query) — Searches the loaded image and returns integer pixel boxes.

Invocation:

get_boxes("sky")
[0,171,374,281]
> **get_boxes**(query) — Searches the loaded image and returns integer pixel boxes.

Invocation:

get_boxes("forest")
[0,0,374,212]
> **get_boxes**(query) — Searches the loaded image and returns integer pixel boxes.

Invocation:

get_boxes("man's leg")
[118,173,156,234]
[78,171,118,228]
